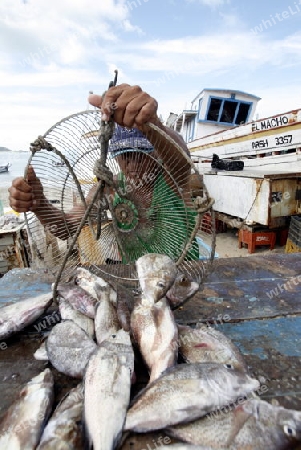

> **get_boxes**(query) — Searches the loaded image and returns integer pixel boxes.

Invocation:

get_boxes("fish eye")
[224,363,233,369]
[157,281,166,288]
[283,424,296,438]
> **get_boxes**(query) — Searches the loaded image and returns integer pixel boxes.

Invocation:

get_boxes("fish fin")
[225,404,253,446]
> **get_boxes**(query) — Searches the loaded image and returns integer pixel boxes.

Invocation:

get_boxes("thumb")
[88,93,103,109]
[26,165,38,183]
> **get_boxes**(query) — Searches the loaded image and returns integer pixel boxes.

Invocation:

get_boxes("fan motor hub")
[114,202,138,231]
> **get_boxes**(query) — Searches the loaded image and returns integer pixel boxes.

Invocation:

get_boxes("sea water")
[0,151,30,189]
[0,151,31,208]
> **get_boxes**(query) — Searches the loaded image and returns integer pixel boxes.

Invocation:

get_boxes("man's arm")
[9,84,192,234]
[8,166,84,240]
[89,84,191,184]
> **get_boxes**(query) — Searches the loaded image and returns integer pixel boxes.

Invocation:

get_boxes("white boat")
[0,163,11,173]
[168,90,301,227]
[189,108,301,174]
[168,88,301,173]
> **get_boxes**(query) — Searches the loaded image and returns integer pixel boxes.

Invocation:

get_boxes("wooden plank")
[0,255,300,449]
[217,317,301,410]
[0,336,78,417]
[174,253,301,323]
[0,268,53,304]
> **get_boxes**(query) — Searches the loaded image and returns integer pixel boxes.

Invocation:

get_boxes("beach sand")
[214,227,285,258]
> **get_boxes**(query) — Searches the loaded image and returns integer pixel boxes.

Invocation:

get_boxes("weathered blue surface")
[0,268,53,303]
[0,254,301,424]
[218,316,301,359]
[175,253,301,322]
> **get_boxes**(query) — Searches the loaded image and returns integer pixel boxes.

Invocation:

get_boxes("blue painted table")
[0,254,300,449]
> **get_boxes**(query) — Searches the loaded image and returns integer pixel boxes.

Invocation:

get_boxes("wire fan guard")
[25,110,216,285]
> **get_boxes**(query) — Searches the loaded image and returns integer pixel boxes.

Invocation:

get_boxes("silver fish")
[136,253,178,302]
[75,267,117,304]
[37,384,83,449]
[166,273,199,309]
[34,341,49,361]
[0,368,54,449]
[124,362,260,433]
[167,398,301,450]
[58,297,94,339]
[94,287,120,345]
[131,296,178,383]
[99,329,135,377]
[84,329,134,450]
[167,402,252,448]
[178,324,248,372]
[115,285,133,332]
[54,282,97,318]
[77,269,132,333]
[0,292,53,339]
[46,321,97,378]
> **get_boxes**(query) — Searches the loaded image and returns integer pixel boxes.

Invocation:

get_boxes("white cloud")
[0,0,139,65]
[122,19,144,34]
[0,67,106,88]
[185,0,230,8]
[254,83,301,120]
[1,0,301,151]
[101,31,301,77]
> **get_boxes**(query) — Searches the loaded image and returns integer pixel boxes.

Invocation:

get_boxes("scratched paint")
[0,268,53,303]
[218,317,301,358]
[205,297,224,304]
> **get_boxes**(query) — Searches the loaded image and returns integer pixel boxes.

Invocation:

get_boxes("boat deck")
[0,253,300,448]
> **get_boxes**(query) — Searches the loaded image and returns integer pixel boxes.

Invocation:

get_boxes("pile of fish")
[0,253,301,449]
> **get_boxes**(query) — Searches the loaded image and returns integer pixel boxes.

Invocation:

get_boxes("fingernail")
[32,200,37,205]
[102,113,108,122]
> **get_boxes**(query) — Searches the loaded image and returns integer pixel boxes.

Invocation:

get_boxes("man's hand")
[88,84,159,129]
[8,166,45,213]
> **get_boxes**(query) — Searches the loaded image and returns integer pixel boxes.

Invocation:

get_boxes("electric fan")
[24,107,216,290]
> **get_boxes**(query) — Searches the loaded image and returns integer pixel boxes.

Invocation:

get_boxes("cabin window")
[205,96,251,125]
[220,100,238,123]
[235,102,250,125]
[207,98,222,121]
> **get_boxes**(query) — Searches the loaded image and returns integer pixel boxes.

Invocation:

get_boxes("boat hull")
[0,164,10,173]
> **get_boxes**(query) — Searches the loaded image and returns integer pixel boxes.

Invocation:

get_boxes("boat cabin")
[168,88,261,143]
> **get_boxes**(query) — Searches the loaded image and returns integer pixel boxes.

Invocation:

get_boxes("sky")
[1,0,301,150]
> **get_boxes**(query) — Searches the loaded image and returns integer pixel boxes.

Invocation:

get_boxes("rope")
[30,135,55,153]
[93,162,114,186]
[94,119,115,240]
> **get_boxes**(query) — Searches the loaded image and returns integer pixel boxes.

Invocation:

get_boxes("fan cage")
[24,110,216,287]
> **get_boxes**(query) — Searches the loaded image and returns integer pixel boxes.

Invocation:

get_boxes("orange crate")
[238,228,276,254]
